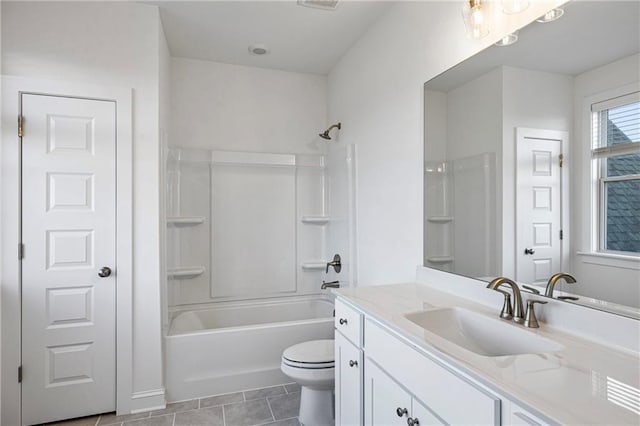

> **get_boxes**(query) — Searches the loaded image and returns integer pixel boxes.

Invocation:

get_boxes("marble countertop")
[335,283,640,425]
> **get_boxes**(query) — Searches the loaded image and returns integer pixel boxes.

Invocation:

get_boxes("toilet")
[281,339,335,426]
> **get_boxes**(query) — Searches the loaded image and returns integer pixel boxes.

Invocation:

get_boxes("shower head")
[319,122,342,140]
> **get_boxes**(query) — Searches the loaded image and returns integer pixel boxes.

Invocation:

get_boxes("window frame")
[591,91,640,256]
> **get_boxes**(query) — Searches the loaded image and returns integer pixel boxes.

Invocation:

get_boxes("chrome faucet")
[321,280,340,289]
[487,277,525,323]
[545,273,577,297]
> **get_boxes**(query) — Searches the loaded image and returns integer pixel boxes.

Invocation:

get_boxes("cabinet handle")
[407,417,420,426]
[396,407,408,417]
[348,360,358,367]
[339,318,348,325]
[513,412,542,426]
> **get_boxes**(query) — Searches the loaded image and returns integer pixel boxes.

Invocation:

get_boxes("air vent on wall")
[297,0,339,11]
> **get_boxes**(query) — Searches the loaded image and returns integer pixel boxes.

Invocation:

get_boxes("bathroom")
[0,0,638,425]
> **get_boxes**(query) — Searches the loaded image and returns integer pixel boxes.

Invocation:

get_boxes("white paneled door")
[516,128,567,286]
[21,94,117,425]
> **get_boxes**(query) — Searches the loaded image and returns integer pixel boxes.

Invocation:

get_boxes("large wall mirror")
[423,1,640,319]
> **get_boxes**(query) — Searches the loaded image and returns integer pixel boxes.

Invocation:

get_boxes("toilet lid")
[283,339,334,364]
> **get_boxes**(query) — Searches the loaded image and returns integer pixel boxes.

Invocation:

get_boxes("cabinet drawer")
[365,319,500,426]
[335,298,362,346]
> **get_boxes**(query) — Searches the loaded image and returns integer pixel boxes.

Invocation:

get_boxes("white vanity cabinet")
[335,299,364,425]
[334,296,553,426]
[365,360,444,426]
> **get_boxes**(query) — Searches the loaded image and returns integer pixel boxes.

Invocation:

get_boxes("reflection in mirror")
[423,1,640,318]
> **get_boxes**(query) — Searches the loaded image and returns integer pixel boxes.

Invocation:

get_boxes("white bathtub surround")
[333,269,640,424]
[165,296,334,402]
[166,149,349,306]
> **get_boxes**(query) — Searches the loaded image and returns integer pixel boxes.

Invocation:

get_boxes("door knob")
[524,248,535,255]
[98,266,112,278]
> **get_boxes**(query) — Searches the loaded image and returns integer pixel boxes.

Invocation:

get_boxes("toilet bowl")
[281,339,335,426]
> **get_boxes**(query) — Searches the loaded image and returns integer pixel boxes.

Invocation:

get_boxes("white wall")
[327,0,566,286]
[170,57,327,154]
[423,89,447,163]
[1,1,166,417]
[571,54,640,306]
[446,67,503,161]
[0,3,3,419]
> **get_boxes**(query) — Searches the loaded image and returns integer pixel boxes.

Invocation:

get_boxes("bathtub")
[165,296,335,402]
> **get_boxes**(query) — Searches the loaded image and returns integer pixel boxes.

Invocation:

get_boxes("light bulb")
[536,8,565,23]
[462,0,490,39]
[494,32,518,47]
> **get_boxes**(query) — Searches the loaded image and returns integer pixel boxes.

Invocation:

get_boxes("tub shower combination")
[164,147,354,402]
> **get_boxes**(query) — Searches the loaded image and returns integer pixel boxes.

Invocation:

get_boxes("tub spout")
[321,280,340,290]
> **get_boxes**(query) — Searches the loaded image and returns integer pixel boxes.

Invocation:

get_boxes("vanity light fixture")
[536,8,565,23]
[462,0,490,39]
[494,32,518,47]
[502,0,529,14]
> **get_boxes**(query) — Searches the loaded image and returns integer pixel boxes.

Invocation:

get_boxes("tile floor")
[43,383,302,426]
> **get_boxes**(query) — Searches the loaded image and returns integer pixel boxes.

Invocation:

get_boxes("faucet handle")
[522,285,540,295]
[325,254,342,274]
[524,300,547,328]
[493,289,513,320]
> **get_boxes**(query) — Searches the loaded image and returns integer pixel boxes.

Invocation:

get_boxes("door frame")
[515,127,570,283]
[1,76,133,424]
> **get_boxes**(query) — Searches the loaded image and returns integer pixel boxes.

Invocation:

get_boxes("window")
[591,92,640,254]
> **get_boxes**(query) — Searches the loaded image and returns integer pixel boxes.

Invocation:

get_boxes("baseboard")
[129,388,167,414]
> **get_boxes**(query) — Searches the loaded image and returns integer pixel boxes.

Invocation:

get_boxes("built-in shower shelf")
[301,216,330,225]
[301,262,327,271]
[427,216,453,223]
[426,256,454,264]
[167,216,205,226]
[168,267,206,279]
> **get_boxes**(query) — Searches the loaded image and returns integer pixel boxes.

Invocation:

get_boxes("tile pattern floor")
[43,383,302,426]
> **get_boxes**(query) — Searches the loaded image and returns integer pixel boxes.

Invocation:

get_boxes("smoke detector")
[248,44,270,56]
[297,0,339,11]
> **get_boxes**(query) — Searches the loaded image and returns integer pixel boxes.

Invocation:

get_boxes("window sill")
[576,251,640,270]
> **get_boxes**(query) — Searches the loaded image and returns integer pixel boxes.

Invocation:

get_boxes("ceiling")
[426,1,640,91]
[151,1,393,75]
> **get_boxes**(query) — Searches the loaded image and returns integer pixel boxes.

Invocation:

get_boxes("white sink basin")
[405,307,562,357]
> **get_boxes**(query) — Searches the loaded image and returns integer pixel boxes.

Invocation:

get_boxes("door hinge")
[18,366,22,383]
[18,115,24,138]
[18,243,24,260]
[560,230,564,240]
[559,153,564,168]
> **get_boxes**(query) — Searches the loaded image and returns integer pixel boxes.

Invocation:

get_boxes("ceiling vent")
[297,0,339,11]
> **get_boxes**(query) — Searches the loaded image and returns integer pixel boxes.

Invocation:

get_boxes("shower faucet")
[325,254,342,273]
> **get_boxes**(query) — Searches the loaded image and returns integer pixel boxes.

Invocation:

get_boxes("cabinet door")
[364,360,412,426]
[412,399,446,426]
[336,331,363,426]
